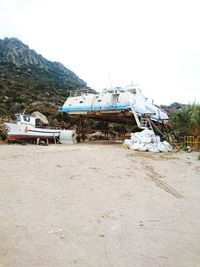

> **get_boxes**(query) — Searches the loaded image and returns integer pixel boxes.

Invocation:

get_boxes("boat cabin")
[15,114,36,127]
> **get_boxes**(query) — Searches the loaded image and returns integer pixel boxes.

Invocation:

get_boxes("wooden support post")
[121,125,126,141]
[161,121,164,133]
[76,117,81,143]
[105,121,109,140]
[53,134,56,144]
[37,137,40,145]
[80,116,86,142]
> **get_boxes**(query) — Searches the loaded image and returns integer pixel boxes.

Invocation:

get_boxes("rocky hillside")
[0,37,91,118]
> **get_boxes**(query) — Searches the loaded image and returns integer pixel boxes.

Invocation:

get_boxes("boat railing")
[69,88,97,97]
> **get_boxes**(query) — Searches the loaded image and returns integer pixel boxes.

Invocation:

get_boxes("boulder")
[31,111,48,125]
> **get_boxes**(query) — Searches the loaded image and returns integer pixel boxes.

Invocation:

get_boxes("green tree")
[170,104,200,136]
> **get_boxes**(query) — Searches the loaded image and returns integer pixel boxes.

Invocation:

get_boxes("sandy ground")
[0,143,200,267]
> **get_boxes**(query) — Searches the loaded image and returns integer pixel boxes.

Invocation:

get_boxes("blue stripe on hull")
[60,104,128,113]
[60,105,164,121]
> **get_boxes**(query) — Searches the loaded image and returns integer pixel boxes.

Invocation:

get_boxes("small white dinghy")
[4,114,77,144]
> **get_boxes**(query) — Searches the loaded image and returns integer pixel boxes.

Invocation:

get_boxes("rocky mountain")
[0,37,91,118]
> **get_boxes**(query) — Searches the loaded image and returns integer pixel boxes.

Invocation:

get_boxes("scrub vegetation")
[0,37,90,117]
[170,104,200,137]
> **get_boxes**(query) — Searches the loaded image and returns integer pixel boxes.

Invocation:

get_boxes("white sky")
[0,0,200,104]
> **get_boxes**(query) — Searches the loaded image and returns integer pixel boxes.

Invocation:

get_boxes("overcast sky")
[0,0,200,104]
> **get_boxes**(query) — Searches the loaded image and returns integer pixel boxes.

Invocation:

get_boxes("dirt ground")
[0,143,200,267]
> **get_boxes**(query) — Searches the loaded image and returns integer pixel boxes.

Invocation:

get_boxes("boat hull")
[60,87,169,123]
[4,123,61,141]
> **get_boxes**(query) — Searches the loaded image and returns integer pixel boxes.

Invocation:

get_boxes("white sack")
[130,143,143,150]
[151,135,160,143]
[123,139,133,147]
[158,142,169,152]
[162,140,173,152]
[125,129,173,153]
[141,129,155,137]
[140,136,152,144]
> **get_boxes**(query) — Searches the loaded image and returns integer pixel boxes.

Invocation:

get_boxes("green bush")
[170,104,200,136]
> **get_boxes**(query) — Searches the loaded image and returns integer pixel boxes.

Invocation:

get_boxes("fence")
[184,136,200,148]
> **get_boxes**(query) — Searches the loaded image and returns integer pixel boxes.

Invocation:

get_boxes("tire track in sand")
[142,164,183,198]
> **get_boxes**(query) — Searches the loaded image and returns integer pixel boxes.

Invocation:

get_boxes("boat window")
[127,89,136,94]
[23,116,30,122]
[16,115,21,121]
[98,100,102,102]
[79,101,83,103]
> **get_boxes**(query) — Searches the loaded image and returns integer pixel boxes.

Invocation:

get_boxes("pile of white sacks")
[123,129,173,152]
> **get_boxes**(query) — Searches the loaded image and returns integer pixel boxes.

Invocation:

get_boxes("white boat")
[4,114,77,144]
[60,85,168,128]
